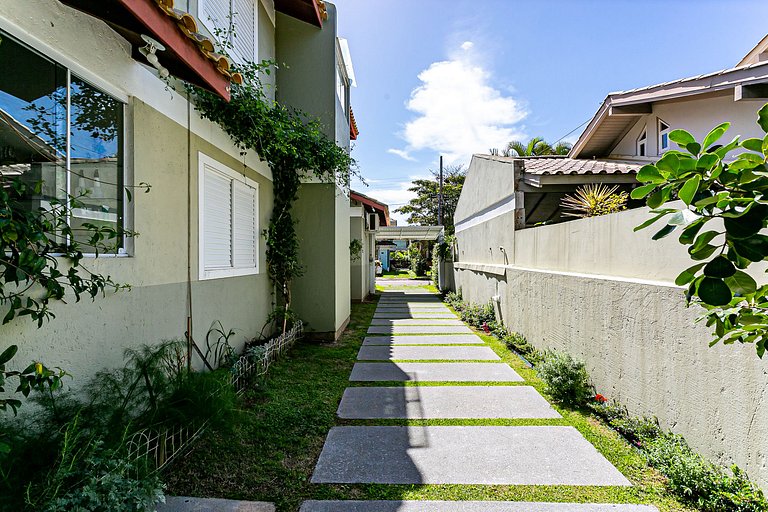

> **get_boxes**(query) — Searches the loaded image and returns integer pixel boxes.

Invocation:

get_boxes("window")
[658,118,670,153]
[199,153,259,279]
[637,127,647,157]
[199,0,257,64]
[0,29,125,251]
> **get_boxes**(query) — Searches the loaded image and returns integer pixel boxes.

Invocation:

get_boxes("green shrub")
[410,257,429,276]
[536,351,592,406]
[499,330,543,365]
[644,434,768,512]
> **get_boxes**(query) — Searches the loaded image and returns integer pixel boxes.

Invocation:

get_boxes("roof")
[375,225,444,241]
[351,190,389,226]
[522,157,640,176]
[350,108,359,140]
[571,40,768,159]
[60,0,242,100]
[275,0,327,28]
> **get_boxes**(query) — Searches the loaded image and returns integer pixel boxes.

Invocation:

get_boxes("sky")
[333,0,768,224]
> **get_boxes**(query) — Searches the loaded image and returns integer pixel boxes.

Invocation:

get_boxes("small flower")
[482,322,490,333]
[34,362,43,375]
[594,393,608,403]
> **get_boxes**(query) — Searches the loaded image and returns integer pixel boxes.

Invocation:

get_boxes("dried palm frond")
[561,183,628,218]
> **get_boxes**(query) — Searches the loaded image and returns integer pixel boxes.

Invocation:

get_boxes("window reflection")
[0,31,124,250]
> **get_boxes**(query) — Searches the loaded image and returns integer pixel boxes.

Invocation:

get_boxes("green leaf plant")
[189,60,356,332]
[633,103,768,357]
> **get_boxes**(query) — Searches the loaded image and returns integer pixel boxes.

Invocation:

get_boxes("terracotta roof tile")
[153,0,242,85]
[522,157,641,176]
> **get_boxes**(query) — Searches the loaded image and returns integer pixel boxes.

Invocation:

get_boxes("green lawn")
[164,297,696,512]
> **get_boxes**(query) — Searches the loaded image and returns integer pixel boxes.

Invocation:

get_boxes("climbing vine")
[189,61,355,328]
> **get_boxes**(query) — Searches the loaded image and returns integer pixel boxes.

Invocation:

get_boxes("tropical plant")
[561,183,629,218]
[503,137,572,157]
[632,102,768,357]
[395,165,465,234]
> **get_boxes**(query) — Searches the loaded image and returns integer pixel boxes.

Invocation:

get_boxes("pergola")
[375,225,444,241]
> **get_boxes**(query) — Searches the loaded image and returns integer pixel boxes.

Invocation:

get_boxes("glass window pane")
[661,133,668,149]
[0,31,67,231]
[69,76,124,249]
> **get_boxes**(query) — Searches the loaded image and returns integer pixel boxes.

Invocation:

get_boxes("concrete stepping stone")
[370,319,464,326]
[311,426,632,485]
[349,362,523,382]
[375,307,451,312]
[368,325,473,335]
[379,299,443,303]
[362,335,484,345]
[159,497,275,512]
[300,502,659,512]
[373,312,457,319]
[337,386,561,419]
[357,345,500,361]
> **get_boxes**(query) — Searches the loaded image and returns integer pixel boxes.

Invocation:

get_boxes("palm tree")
[502,137,572,157]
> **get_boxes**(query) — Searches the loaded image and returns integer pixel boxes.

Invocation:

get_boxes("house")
[0,0,355,385]
[452,35,768,490]
[349,191,389,301]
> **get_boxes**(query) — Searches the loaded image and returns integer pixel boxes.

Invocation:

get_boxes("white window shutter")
[200,0,231,39]
[203,167,232,270]
[231,0,256,63]
[232,180,257,269]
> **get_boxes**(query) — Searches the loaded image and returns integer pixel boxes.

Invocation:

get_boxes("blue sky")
[333,0,768,223]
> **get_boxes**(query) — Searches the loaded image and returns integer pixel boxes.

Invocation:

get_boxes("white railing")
[128,321,304,471]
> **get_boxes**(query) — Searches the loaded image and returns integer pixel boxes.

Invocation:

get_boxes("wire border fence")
[127,321,304,472]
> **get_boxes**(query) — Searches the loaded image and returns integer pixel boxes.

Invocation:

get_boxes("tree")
[395,165,465,234]
[634,102,768,357]
[503,137,572,157]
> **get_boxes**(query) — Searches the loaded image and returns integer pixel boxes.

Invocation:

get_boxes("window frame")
[198,152,260,280]
[658,118,671,154]
[636,126,647,157]
[0,27,130,257]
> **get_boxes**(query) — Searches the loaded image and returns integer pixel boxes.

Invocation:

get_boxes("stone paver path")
[306,282,658,511]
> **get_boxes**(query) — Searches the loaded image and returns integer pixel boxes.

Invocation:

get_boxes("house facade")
[452,36,768,490]
[0,0,354,385]
[349,191,389,301]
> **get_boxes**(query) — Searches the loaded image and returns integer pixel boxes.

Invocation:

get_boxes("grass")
[164,291,697,512]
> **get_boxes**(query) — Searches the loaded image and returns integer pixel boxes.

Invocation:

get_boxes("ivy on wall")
[190,61,355,329]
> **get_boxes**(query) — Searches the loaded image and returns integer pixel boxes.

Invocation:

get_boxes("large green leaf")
[702,122,730,151]
[637,165,665,184]
[634,209,675,232]
[742,138,764,153]
[698,277,732,306]
[630,183,657,200]
[725,271,757,295]
[657,153,680,175]
[723,207,764,239]
[690,230,719,251]
[732,236,768,262]
[675,262,706,286]
[0,345,17,365]
[647,189,665,209]
[669,129,695,147]
[704,256,736,278]
[758,103,768,133]
[697,153,720,171]
[678,175,701,205]
[679,218,706,244]
[690,244,719,261]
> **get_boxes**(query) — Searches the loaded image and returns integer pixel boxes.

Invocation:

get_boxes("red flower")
[594,394,608,403]
[482,322,490,333]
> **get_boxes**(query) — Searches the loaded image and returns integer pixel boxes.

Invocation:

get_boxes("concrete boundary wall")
[453,206,768,490]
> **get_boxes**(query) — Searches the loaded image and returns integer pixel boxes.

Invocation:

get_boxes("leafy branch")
[633,103,768,357]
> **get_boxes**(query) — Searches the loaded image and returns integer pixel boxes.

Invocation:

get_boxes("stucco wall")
[454,204,768,490]
[2,98,274,386]
[350,214,365,301]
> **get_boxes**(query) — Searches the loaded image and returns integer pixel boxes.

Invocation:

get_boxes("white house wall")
[611,94,768,158]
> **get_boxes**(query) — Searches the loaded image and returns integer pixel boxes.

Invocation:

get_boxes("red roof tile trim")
[350,107,359,140]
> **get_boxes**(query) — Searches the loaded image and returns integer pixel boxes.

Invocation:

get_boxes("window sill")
[200,267,260,280]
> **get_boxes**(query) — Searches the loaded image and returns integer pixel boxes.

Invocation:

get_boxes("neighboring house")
[452,35,768,490]
[349,191,388,301]
[0,0,355,384]
[378,238,406,272]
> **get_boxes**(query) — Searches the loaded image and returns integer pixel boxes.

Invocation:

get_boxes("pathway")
[302,282,659,511]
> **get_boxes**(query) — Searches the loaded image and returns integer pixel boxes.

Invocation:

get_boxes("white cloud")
[394,42,527,165]
[387,148,417,162]
[360,175,430,226]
